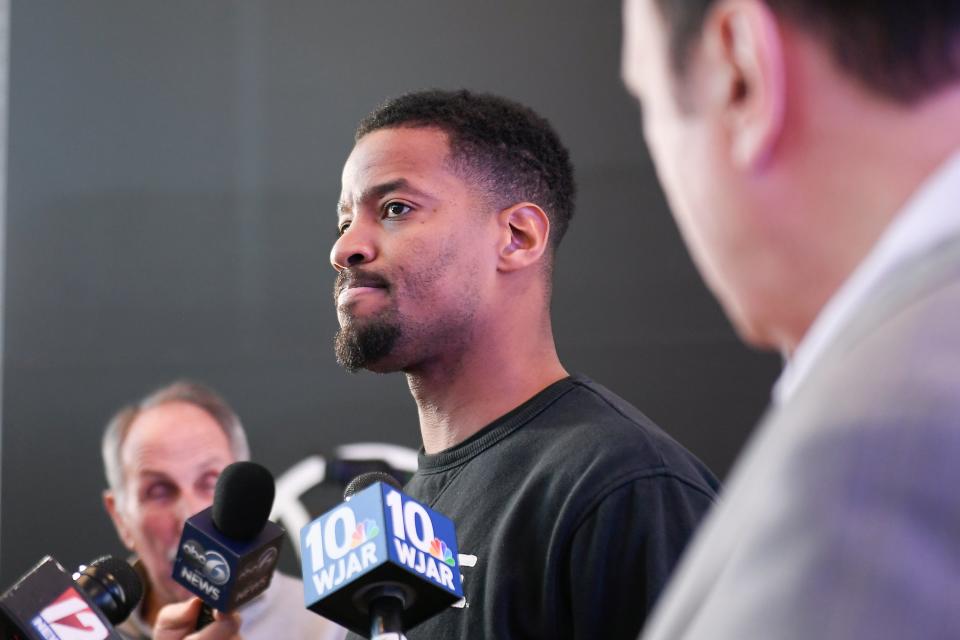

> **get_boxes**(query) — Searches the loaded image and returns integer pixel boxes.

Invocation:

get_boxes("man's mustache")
[334,269,391,301]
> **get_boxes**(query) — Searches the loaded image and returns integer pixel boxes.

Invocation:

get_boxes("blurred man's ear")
[703,0,786,169]
[496,203,551,273]
[103,490,136,551]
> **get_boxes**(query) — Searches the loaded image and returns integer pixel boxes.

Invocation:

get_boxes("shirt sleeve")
[564,472,715,639]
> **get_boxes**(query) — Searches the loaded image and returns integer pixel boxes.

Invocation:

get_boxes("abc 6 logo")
[182,540,231,586]
[203,552,230,586]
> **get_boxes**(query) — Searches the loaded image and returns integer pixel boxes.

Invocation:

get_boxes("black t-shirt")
[349,374,719,640]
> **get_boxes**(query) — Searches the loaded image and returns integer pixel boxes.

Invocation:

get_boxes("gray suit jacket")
[643,233,960,639]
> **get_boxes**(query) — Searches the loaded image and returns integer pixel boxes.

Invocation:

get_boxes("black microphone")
[0,555,143,640]
[170,461,285,630]
[344,471,403,499]
[300,472,464,639]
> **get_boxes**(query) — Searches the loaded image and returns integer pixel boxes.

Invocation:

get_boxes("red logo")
[34,587,109,640]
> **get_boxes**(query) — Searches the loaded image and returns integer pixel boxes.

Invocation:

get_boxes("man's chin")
[338,352,405,374]
[162,581,195,605]
[334,322,401,372]
[357,354,406,374]
[155,567,195,604]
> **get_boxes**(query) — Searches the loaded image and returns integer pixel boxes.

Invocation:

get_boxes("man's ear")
[103,490,136,551]
[702,0,786,169]
[496,203,551,272]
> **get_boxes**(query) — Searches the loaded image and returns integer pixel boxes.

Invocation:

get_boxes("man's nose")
[331,218,378,271]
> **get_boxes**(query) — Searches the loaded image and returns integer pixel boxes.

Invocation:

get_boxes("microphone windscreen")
[77,556,144,625]
[211,461,275,539]
[344,471,402,500]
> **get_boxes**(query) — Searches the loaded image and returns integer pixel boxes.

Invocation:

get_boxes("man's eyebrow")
[136,469,172,481]
[337,178,432,216]
[136,456,224,480]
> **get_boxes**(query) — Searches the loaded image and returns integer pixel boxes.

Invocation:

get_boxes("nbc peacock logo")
[350,518,380,548]
[428,538,456,567]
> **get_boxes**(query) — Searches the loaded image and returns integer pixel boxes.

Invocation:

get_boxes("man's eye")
[384,202,412,218]
[197,472,219,495]
[337,221,351,237]
[143,482,175,501]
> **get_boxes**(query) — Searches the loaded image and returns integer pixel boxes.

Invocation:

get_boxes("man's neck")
[406,327,568,455]
[141,586,163,629]
[769,75,960,355]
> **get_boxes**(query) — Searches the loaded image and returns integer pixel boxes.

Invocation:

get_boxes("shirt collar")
[774,149,960,405]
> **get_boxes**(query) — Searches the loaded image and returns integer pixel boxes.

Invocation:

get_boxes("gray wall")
[0,1,779,584]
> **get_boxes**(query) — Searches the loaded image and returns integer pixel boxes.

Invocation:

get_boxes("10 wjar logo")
[30,586,108,640]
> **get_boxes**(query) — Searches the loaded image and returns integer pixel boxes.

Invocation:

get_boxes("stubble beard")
[334,315,402,373]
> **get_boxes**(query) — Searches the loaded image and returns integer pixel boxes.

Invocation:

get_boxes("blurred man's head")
[101,381,249,619]
[331,90,575,373]
[622,0,960,353]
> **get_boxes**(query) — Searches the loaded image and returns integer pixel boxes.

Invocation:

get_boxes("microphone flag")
[300,481,463,636]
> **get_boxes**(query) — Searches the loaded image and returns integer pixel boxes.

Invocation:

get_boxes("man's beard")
[333,267,401,372]
[334,318,401,372]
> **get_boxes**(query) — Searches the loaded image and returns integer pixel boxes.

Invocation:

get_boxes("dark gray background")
[0,0,779,585]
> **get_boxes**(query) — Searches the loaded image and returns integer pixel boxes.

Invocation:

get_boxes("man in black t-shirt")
[331,89,718,639]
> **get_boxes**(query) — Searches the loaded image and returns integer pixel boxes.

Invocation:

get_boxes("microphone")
[170,461,285,629]
[344,471,403,499]
[300,472,464,639]
[0,555,143,640]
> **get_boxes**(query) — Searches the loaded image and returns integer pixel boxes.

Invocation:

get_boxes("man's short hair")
[655,0,960,103]
[355,89,576,252]
[101,380,250,497]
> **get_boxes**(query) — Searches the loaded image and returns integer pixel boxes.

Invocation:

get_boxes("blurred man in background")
[101,380,344,639]
[622,0,960,637]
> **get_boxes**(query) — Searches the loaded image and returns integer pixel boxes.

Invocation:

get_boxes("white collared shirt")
[119,572,345,640]
[774,150,960,405]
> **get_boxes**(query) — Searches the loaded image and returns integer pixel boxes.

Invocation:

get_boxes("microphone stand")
[368,588,408,640]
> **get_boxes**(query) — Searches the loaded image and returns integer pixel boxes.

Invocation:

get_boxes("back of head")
[356,90,576,255]
[654,0,960,103]
[625,0,960,353]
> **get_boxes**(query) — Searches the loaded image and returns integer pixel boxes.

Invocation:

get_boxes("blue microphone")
[171,461,284,628]
[300,472,463,638]
[0,555,143,640]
